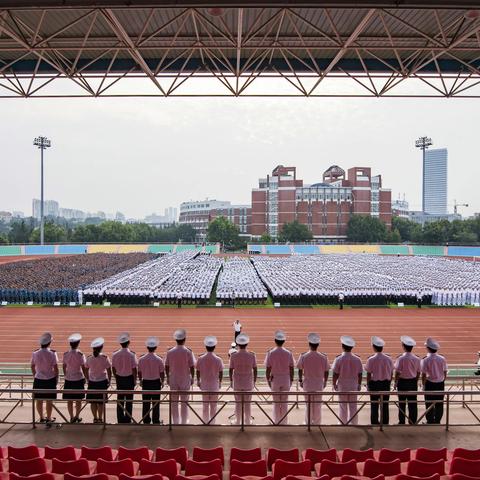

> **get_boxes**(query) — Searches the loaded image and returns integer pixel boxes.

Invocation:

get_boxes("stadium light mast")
[33,136,51,245]
[415,136,433,213]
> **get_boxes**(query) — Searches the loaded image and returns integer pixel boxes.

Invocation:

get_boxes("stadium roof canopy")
[1,1,480,97]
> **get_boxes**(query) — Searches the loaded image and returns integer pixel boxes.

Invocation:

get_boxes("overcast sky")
[1,92,479,219]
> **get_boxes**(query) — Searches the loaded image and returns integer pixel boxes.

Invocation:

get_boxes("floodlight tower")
[33,136,51,245]
[415,136,433,213]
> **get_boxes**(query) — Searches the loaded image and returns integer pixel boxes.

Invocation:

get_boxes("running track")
[0,307,478,364]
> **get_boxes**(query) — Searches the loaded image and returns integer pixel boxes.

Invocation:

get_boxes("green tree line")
[0,218,196,244]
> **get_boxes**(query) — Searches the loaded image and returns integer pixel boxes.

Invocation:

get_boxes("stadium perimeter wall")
[0,243,220,256]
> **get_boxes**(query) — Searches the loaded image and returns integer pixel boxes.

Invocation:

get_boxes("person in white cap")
[196,336,224,424]
[86,338,112,423]
[365,336,394,425]
[31,332,59,426]
[297,333,330,425]
[165,329,196,424]
[233,320,242,341]
[62,333,87,423]
[229,333,257,425]
[475,351,480,376]
[394,335,421,424]
[138,337,165,424]
[112,332,138,424]
[332,336,363,425]
[265,330,294,425]
[228,342,238,358]
[421,338,448,424]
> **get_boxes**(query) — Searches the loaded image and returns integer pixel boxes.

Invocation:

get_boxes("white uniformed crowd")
[31,327,450,427]
[252,255,480,305]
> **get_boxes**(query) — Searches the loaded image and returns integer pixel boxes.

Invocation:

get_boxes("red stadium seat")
[266,450,300,471]
[64,474,110,480]
[342,476,385,480]
[231,476,273,480]
[453,450,480,461]
[449,458,480,476]
[140,459,181,480]
[51,458,91,476]
[272,460,311,480]
[120,475,166,480]
[96,459,137,477]
[8,458,48,476]
[302,449,337,467]
[316,460,358,477]
[80,447,114,462]
[8,446,41,460]
[342,449,375,463]
[44,446,78,462]
[396,474,440,480]
[230,459,268,479]
[176,475,220,480]
[378,449,411,463]
[185,460,223,479]
[363,459,402,478]
[192,448,224,467]
[450,475,480,480]
[155,449,188,471]
[118,447,153,463]
[230,449,263,464]
[286,477,329,480]
[414,449,447,463]
[9,474,55,480]
[406,460,445,477]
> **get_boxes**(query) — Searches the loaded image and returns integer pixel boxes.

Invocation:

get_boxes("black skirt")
[33,377,57,400]
[87,379,109,402]
[63,378,86,400]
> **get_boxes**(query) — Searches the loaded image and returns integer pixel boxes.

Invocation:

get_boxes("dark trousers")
[116,375,135,424]
[142,379,162,424]
[397,378,418,424]
[339,299,344,310]
[425,380,445,424]
[368,380,391,425]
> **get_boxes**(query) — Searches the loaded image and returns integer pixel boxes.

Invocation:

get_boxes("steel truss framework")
[1,2,480,97]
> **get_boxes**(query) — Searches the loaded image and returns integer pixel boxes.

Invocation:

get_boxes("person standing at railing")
[62,333,87,424]
[265,330,295,425]
[229,333,257,425]
[421,338,448,424]
[297,333,329,425]
[365,336,394,425]
[165,329,196,424]
[138,337,165,425]
[474,351,480,376]
[394,335,421,425]
[31,332,59,427]
[86,338,112,424]
[332,336,363,425]
[112,332,138,424]
[196,335,224,425]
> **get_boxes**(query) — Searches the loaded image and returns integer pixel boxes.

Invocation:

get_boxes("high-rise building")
[32,199,59,219]
[251,165,391,240]
[423,148,448,214]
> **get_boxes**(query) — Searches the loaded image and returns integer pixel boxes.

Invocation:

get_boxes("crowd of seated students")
[1,445,480,480]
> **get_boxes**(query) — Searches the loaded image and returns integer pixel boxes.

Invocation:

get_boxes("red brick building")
[251,165,391,240]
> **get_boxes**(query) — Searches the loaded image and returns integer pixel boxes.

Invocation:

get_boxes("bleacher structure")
[0,445,480,480]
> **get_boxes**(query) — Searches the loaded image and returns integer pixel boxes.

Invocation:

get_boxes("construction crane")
[451,200,469,215]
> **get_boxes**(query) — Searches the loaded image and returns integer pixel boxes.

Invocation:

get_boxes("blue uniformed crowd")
[30,325,449,427]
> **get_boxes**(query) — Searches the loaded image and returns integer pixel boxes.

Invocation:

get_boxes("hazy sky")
[1,92,479,219]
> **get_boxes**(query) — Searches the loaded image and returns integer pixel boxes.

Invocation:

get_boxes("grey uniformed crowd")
[30,328,449,426]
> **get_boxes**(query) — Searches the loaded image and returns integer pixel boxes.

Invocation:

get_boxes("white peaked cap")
[307,333,320,344]
[372,336,385,347]
[118,332,130,343]
[401,335,416,347]
[236,333,249,345]
[341,335,355,347]
[275,330,286,341]
[91,337,104,348]
[145,336,159,348]
[40,332,52,346]
[68,333,82,343]
[231,342,237,348]
[174,329,186,341]
[425,337,440,350]
[204,335,218,347]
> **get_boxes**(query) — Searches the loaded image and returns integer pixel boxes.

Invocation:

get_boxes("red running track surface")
[0,307,479,364]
